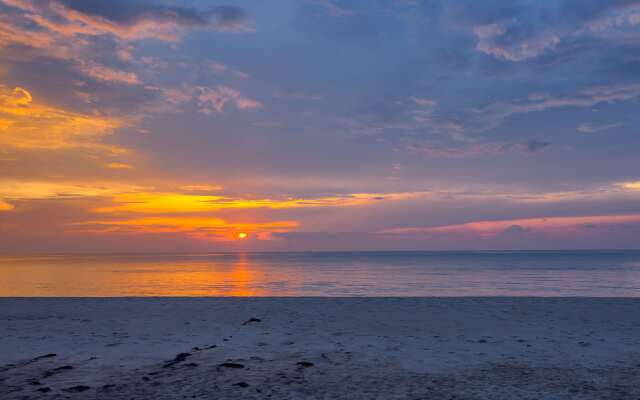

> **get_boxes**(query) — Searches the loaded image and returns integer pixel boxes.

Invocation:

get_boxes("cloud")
[18,1,253,39]
[474,20,560,62]
[94,191,426,214]
[620,181,640,190]
[576,122,622,133]
[518,140,550,153]
[157,86,194,105]
[105,162,133,170]
[0,199,14,211]
[470,2,640,62]
[78,61,141,85]
[582,2,640,41]
[0,85,125,151]
[197,86,263,114]
[270,231,344,240]
[0,177,427,244]
[501,224,531,235]
[179,184,223,192]
[405,140,550,158]
[4,1,188,43]
[57,0,211,27]
[210,5,254,33]
[308,0,354,17]
[475,84,640,130]
[409,97,437,107]
[405,143,494,158]
[380,214,640,237]
[335,97,466,144]
[0,0,253,87]
[0,180,143,201]
[209,61,249,79]
[0,15,55,50]
[338,92,555,159]
[70,216,297,241]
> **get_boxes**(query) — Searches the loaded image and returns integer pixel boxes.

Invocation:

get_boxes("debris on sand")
[296,361,314,368]
[43,365,73,377]
[163,352,191,368]
[100,384,117,391]
[63,385,91,393]
[219,362,245,369]
[34,353,57,361]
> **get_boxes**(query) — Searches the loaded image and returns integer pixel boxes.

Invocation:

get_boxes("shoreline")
[2,297,640,399]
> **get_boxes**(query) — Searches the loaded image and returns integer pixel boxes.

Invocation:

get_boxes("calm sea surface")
[1,251,639,296]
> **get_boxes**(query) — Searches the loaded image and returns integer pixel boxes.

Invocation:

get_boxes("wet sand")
[1,298,640,399]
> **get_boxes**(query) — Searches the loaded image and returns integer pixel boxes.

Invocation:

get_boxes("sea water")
[1,251,639,296]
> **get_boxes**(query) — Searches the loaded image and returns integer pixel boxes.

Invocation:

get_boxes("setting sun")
[237,232,248,239]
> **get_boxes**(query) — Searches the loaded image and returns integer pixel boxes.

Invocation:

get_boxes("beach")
[1,297,639,399]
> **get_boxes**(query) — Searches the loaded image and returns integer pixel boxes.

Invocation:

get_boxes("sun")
[237,232,248,239]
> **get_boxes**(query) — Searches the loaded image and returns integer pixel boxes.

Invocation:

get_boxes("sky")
[1,0,640,252]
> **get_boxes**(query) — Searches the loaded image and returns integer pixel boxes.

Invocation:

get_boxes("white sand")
[1,298,639,399]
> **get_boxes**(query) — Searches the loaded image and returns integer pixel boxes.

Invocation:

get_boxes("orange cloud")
[180,184,224,192]
[0,180,144,201]
[0,182,423,212]
[105,162,134,170]
[2,0,253,53]
[0,85,125,151]
[621,181,640,190]
[70,216,298,241]
[0,181,426,242]
[78,62,141,85]
[12,0,195,42]
[0,1,253,89]
[0,199,14,211]
[94,191,425,214]
[0,17,54,51]
[381,214,640,237]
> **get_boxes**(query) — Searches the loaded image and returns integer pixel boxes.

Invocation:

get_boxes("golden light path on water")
[0,254,273,297]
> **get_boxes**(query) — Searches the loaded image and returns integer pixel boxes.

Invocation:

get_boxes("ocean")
[1,251,639,296]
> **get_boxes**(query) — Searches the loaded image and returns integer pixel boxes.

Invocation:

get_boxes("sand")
[1,298,639,399]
